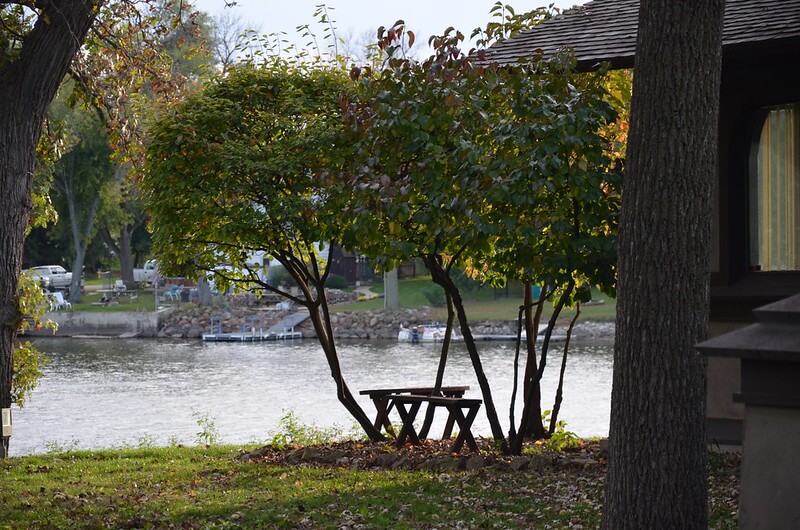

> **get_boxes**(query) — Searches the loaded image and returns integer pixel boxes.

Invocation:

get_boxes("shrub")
[325,274,348,290]
[268,410,360,449]
[542,411,581,451]
[423,285,446,307]
[267,266,297,288]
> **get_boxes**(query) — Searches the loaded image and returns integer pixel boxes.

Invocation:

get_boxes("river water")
[12,337,613,456]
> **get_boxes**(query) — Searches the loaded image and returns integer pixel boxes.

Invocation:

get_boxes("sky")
[193,0,586,55]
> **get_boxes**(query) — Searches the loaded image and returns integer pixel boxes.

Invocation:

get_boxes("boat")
[398,323,462,343]
[398,323,568,343]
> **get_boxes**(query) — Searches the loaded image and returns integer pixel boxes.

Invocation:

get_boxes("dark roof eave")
[575,54,634,72]
[483,48,635,72]
[486,35,800,73]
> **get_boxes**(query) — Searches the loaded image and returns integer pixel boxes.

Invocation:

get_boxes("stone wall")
[158,303,615,340]
[26,310,163,337]
[302,309,433,339]
[157,305,294,339]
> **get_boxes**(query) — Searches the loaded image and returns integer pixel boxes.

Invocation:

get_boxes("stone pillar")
[696,293,800,529]
[384,269,399,309]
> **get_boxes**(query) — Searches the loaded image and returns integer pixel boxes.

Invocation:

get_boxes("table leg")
[371,397,396,436]
[441,410,456,439]
[394,401,422,447]
[439,391,466,439]
[449,404,481,453]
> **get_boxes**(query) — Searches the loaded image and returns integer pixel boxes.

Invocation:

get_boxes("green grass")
[336,277,617,322]
[64,289,191,313]
[67,291,161,313]
[0,445,600,529]
[0,444,738,529]
[82,277,105,287]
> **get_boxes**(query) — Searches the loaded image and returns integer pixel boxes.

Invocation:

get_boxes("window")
[749,103,800,271]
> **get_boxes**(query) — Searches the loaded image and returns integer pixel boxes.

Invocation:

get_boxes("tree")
[1,0,200,458]
[71,0,211,289]
[602,1,724,527]
[343,23,511,447]
[345,15,620,453]
[142,63,383,441]
[48,87,117,303]
[210,10,253,75]
[454,50,621,450]
[0,0,97,459]
[98,171,151,288]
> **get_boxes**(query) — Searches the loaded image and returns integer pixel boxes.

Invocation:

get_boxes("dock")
[201,311,309,342]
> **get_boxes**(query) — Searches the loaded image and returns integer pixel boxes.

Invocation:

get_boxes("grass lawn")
[67,290,161,313]
[0,444,738,529]
[335,277,616,322]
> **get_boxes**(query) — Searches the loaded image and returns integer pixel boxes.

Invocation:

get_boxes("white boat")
[398,323,568,343]
[398,323,462,343]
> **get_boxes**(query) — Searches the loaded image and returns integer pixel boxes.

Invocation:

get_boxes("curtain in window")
[751,104,800,271]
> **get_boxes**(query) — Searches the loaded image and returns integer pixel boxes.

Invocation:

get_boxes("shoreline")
[26,305,615,342]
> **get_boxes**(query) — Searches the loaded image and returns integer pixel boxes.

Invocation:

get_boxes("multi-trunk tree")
[47,86,117,303]
[143,62,383,441]
[343,18,620,453]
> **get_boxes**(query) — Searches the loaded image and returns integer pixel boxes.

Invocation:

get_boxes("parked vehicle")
[133,260,158,285]
[24,265,73,290]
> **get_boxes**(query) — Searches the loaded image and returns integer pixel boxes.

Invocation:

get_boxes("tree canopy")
[143,60,383,440]
[144,63,353,282]
[340,20,621,451]
[143,8,624,450]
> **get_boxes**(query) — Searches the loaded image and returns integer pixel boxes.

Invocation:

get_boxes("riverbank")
[28,304,614,340]
[29,284,615,340]
[157,305,615,340]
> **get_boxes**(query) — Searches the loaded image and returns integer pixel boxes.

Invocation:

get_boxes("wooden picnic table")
[360,386,470,436]
[389,394,483,453]
[96,289,137,299]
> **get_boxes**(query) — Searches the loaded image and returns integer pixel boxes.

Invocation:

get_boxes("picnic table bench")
[389,394,483,453]
[359,386,470,436]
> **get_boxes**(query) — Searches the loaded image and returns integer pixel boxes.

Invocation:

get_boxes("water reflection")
[13,337,613,455]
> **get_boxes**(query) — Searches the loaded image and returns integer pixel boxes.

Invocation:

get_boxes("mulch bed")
[241,438,609,473]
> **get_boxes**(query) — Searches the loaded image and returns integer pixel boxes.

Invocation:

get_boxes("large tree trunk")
[101,224,137,289]
[0,0,97,458]
[602,1,724,527]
